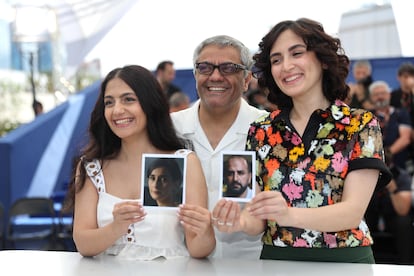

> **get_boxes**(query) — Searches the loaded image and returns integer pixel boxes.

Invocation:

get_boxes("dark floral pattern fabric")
[246,100,386,248]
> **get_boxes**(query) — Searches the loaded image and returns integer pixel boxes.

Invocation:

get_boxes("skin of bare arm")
[247,169,379,232]
[387,179,412,216]
[72,165,146,257]
[177,152,216,258]
[213,169,379,234]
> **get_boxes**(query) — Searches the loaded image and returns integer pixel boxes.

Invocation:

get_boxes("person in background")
[171,35,268,259]
[33,100,44,116]
[369,81,412,170]
[390,62,414,126]
[65,65,215,259]
[244,77,278,112]
[346,60,374,110]
[365,141,413,264]
[212,18,391,263]
[155,60,182,99]
[223,155,253,198]
[169,91,190,112]
[366,80,413,264]
[390,62,414,174]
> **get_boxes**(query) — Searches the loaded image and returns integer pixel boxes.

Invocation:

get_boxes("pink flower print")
[282,181,304,201]
[323,233,337,248]
[283,131,302,145]
[297,157,311,170]
[293,238,309,247]
[340,117,350,124]
[291,132,302,145]
[248,125,257,135]
[331,152,347,173]
[368,117,378,127]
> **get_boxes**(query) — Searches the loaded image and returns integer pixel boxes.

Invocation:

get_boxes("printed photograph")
[141,154,186,208]
[219,150,256,202]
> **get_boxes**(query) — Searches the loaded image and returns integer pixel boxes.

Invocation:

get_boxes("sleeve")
[397,108,412,127]
[394,167,412,192]
[348,111,392,190]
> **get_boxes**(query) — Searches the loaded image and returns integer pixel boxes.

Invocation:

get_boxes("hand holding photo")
[219,150,256,202]
[141,154,186,208]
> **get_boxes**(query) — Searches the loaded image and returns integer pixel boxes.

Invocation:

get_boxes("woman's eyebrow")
[270,44,307,58]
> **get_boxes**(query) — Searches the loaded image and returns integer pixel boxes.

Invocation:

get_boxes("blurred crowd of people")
[345,60,414,264]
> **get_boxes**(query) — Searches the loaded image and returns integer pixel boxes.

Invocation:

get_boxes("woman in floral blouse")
[212,18,391,263]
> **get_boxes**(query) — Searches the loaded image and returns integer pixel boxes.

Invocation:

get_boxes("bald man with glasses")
[171,35,268,259]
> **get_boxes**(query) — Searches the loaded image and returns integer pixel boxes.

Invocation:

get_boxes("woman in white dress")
[65,65,215,260]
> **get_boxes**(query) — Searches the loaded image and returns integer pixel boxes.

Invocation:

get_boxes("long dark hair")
[253,18,350,109]
[64,65,184,210]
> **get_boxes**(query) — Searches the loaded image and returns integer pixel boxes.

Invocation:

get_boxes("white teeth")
[285,75,300,82]
[209,87,226,91]
[115,118,131,124]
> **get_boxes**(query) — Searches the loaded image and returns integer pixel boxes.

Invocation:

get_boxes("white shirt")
[171,99,268,259]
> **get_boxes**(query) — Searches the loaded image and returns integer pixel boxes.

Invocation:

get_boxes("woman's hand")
[177,204,212,236]
[111,200,146,236]
[211,199,242,233]
[248,191,289,225]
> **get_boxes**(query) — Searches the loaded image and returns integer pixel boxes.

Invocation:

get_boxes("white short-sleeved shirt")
[171,99,268,259]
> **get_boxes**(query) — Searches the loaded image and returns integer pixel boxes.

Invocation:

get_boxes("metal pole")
[29,51,37,116]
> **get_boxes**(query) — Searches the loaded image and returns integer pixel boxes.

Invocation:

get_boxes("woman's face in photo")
[148,167,176,206]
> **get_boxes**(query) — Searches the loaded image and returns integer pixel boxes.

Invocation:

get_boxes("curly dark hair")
[64,65,185,211]
[253,18,350,109]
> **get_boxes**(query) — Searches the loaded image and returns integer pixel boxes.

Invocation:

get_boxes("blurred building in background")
[339,3,401,59]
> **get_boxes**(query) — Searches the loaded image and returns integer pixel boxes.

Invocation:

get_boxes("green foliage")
[0,119,21,137]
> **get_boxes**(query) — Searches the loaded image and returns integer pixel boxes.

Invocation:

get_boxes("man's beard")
[374,100,389,109]
[225,182,248,197]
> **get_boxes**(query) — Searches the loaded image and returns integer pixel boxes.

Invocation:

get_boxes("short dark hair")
[224,155,252,173]
[397,62,414,76]
[156,60,174,72]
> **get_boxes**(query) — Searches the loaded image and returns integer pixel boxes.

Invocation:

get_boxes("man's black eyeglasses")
[195,62,247,75]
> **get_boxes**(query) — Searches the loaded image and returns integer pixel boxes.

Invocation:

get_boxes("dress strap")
[174,149,192,156]
[84,159,105,193]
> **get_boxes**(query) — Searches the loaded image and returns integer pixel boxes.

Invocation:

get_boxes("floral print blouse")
[246,100,391,249]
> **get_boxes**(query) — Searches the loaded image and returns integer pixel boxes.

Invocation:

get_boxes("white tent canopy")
[6,0,137,77]
[4,0,413,78]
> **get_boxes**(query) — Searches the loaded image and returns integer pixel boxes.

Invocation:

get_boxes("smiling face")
[103,77,147,140]
[269,29,324,101]
[195,44,251,112]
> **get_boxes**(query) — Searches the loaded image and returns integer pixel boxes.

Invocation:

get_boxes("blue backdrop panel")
[0,104,65,212]
[348,57,414,90]
[172,69,197,102]
[0,81,100,214]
